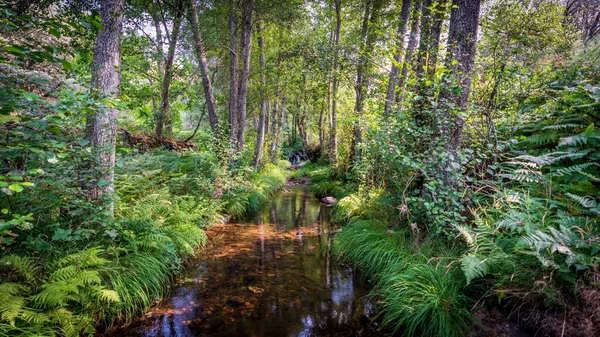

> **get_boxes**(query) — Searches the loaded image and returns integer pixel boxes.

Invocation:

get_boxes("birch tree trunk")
[384,0,412,116]
[88,0,124,209]
[188,0,219,132]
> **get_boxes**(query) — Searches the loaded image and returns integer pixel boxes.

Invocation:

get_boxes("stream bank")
[105,186,378,337]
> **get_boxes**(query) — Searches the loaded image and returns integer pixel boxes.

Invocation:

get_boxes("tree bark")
[88,0,124,208]
[235,0,254,151]
[228,0,239,143]
[270,91,284,163]
[188,0,219,133]
[155,0,184,138]
[443,0,481,150]
[253,21,267,167]
[329,0,341,166]
[384,0,412,116]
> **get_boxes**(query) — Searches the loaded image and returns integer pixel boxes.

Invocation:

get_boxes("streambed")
[108,186,378,337]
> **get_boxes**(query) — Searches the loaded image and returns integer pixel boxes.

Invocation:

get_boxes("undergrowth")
[334,191,473,337]
[0,149,289,337]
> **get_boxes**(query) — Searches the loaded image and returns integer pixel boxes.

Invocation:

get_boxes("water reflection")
[109,187,377,337]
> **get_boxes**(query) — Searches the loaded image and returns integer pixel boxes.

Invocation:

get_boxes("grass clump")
[334,191,473,337]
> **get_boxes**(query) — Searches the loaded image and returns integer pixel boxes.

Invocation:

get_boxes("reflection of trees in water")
[130,187,371,337]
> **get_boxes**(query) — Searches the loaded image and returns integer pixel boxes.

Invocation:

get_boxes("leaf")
[97,180,110,187]
[460,254,488,285]
[61,59,72,71]
[8,184,23,193]
[21,92,39,101]
[48,27,61,39]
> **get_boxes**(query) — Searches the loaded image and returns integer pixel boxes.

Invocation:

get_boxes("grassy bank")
[331,188,472,337]
[0,151,289,337]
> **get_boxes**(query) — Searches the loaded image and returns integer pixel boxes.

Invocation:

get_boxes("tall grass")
[334,192,472,337]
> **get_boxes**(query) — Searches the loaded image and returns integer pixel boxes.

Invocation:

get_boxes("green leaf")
[22,92,39,101]
[48,27,61,39]
[61,59,72,71]
[97,180,110,187]
[8,184,23,193]
[21,182,34,187]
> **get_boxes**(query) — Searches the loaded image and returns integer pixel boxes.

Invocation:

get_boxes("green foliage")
[334,193,472,336]
[374,264,472,337]
[455,61,600,312]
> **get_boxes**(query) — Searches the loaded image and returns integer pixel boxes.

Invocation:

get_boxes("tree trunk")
[413,0,445,128]
[329,0,341,166]
[426,0,446,76]
[236,0,254,151]
[253,21,267,167]
[415,0,445,78]
[384,0,412,116]
[350,0,382,164]
[229,0,239,143]
[155,0,184,138]
[270,91,284,163]
[188,0,219,133]
[397,0,422,105]
[443,0,481,150]
[87,0,124,208]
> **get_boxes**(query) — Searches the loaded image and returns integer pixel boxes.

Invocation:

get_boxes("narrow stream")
[110,186,378,337]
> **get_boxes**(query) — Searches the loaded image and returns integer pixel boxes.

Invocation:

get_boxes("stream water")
[110,186,378,337]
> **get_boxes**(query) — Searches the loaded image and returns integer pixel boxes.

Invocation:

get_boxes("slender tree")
[236,0,255,150]
[253,21,267,167]
[384,0,412,115]
[155,0,184,138]
[329,0,342,165]
[397,0,422,104]
[87,0,124,208]
[229,0,239,143]
[351,0,384,163]
[188,0,219,132]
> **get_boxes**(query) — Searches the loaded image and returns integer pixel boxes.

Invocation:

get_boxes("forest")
[1,0,599,336]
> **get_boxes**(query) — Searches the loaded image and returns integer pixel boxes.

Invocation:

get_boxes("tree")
[155,0,184,138]
[397,0,421,105]
[442,0,481,176]
[329,0,342,165]
[235,0,255,150]
[253,20,267,166]
[351,0,385,163]
[384,0,412,115]
[87,0,125,208]
[229,0,239,143]
[188,0,219,133]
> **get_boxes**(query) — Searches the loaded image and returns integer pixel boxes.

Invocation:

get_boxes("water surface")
[110,187,377,337]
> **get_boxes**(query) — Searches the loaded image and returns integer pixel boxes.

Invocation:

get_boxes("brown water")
[110,186,378,337]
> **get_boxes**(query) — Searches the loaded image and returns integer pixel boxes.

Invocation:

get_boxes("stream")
[109,186,378,337]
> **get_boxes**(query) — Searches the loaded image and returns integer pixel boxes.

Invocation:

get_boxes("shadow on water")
[109,187,379,337]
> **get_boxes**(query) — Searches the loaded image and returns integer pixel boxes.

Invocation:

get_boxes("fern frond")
[0,256,41,285]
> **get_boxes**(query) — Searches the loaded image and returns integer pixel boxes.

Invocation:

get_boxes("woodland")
[0,0,599,336]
